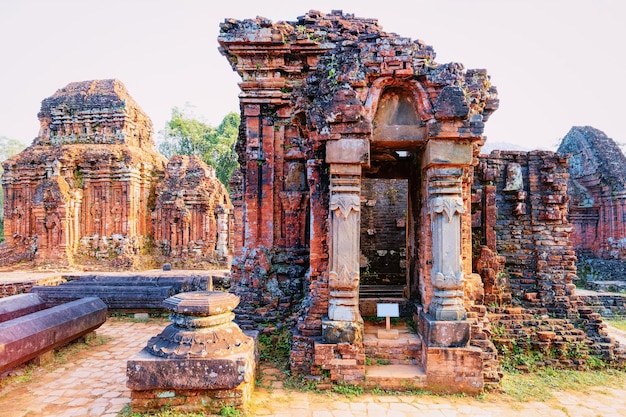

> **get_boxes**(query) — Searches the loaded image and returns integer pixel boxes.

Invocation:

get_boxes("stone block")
[418,311,469,348]
[322,319,363,344]
[423,346,484,394]
[127,348,255,390]
[423,140,472,166]
[325,138,370,165]
[377,328,399,339]
[31,285,175,310]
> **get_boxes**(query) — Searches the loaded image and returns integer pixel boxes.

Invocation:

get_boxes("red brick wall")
[473,151,578,317]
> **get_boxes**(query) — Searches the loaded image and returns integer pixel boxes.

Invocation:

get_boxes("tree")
[0,136,27,241]
[158,108,240,188]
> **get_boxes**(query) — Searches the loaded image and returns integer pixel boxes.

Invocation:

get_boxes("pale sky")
[0,0,624,151]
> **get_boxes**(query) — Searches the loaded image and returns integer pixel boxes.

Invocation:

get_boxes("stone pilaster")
[322,139,369,344]
[424,140,472,322]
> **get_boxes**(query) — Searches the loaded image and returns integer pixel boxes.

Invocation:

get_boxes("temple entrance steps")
[362,320,426,389]
[363,320,422,365]
[363,364,427,390]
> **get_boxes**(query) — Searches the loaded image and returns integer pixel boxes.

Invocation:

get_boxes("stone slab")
[377,329,399,339]
[326,138,370,165]
[423,140,472,166]
[0,297,107,373]
[418,311,469,348]
[0,293,47,323]
[423,346,484,394]
[30,285,174,309]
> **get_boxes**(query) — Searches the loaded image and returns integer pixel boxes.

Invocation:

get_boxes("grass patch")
[108,312,169,323]
[606,319,626,332]
[332,383,364,398]
[119,405,207,416]
[53,333,111,364]
[282,374,321,392]
[258,326,291,369]
[500,368,626,402]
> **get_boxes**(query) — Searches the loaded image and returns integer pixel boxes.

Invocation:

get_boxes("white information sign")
[376,303,399,318]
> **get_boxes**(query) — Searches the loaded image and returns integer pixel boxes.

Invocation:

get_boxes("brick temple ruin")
[219,10,625,392]
[2,9,626,397]
[1,79,234,268]
[220,10,497,392]
[558,126,626,260]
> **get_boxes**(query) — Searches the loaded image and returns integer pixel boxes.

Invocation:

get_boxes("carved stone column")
[429,193,466,320]
[419,140,472,348]
[322,139,369,344]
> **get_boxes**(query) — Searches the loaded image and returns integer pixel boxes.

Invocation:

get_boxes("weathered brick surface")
[473,151,577,316]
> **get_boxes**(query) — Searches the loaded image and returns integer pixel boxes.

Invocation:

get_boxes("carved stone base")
[322,318,363,344]
[429,291,467,321]
[418,311,469,348]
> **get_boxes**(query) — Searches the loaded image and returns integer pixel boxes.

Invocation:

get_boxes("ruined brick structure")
[473,150,626,369]
[152,155,234,265]
[473,151,577,315]
[220,10,499,392]
[557,126,626,259]
[1,80,233,268]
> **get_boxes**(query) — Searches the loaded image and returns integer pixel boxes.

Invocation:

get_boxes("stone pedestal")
[418,310,469,348]
[127,291,257,414]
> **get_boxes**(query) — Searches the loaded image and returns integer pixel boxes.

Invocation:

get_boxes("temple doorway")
[360,149,423,317]
[358,85,426,317]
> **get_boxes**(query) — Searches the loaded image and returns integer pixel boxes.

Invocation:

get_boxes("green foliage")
[120,406,206,417]
[0,135,27,238]
[158,109,240,188]
[497,342,543,373]
[282,375,320,392]
[490,323,506,338]
[220,405,241,417]
[0,135,25,162]
[607,319,626,332]
[258,326,291,368]
[332,383,364,398]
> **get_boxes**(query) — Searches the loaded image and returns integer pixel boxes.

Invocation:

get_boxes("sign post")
[376,303,400,339]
